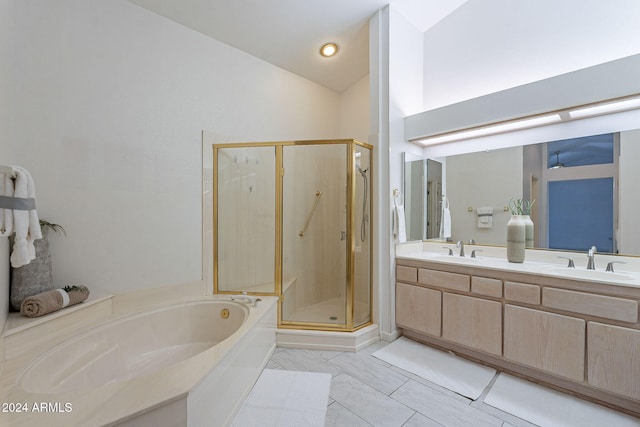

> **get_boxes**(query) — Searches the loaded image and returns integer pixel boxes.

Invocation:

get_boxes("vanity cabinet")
[588,322,640,400]
[395,257,640,417]
[504,304,585,381]
[396,282,441,337]
[442,293,502,355]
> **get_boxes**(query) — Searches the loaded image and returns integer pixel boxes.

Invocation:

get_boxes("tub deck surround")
[395,241,640,417]
[0,293,278,427]
[2,295,114,361]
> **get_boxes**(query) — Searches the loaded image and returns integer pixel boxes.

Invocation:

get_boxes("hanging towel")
[2,166,42,268]
[393,204,407,243]
[440,197,452,240]
[0,171,15,236]
[477,207,494,229]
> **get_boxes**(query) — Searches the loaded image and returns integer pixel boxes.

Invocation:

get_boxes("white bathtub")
[1,296,277,427]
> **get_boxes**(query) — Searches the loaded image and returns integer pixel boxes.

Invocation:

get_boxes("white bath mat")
[231,369,331,427]
[372,337,496,399]
[484,373,640,427]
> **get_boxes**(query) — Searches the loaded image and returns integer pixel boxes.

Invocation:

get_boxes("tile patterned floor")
[266,341,539,427]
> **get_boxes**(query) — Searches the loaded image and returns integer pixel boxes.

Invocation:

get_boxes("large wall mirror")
[403,128,640,256]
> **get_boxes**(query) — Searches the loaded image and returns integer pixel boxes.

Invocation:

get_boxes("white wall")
[371,6,424,340]
[6,0,342,297]
[339,75,370,143]
[422,0,640,109]
[1,0,12,331]
[0,0,9,159]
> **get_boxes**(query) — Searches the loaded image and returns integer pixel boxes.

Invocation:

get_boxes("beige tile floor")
[264,339,640,427]
[266,341,539,427]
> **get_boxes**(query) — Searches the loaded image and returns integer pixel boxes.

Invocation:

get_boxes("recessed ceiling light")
[320,42,338,58]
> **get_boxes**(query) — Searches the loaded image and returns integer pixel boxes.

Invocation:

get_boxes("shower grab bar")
[299,191,322,237]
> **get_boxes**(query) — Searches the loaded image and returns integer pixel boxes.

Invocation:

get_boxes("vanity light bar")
[415,113,563,146]
[568,95,640,119]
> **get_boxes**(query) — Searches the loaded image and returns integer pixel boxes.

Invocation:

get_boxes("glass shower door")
[215,145,277,294]
[353,144,372,327]
[281,144,347,327]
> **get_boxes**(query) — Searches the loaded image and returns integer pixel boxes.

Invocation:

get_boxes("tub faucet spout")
[231,295,261,307]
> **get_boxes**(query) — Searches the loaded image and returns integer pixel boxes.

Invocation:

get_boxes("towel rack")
[0,165,14,175]
[467,206,510,213]
[299,191,322,237]
[393,189,403,207]
[0,165,37,210]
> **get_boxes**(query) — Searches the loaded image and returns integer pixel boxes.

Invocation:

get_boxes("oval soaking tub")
[20,300,248,394]
[3,296,277,427]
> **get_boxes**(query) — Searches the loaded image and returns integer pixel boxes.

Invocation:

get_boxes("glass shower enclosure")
[213,139,372,332]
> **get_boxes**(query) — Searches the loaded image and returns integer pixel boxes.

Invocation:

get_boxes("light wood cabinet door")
[418,268,470,292]
[442,293,502,355]
[396,283,441,337]
[504,305,585,381]
[588,322,640,400]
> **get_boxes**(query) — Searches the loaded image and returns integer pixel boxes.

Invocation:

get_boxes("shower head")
[356,165,368,178]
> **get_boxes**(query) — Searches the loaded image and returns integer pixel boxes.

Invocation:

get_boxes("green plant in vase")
[39,219,66,236]
[508,198,535,216]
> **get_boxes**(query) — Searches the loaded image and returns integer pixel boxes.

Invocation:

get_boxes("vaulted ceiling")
[129,0,467,92]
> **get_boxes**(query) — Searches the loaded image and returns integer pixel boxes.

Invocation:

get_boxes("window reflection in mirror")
[544,134,616,253]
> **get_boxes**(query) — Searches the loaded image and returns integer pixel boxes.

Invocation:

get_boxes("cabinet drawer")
[418,268,470,292]
[588,322,640,400]
[504,305,585,381]
[505,281,540,305]
[543,288,638,323]
[396,265,418,283]
[396,283,441,337]
[471,276,502,298]
[442,293,502,355]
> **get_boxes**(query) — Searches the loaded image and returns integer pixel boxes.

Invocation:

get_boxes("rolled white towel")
[9,166,42,268]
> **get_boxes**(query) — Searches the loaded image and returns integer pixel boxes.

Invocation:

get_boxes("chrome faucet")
[557,256,575,268]
[606,261,626,272]
[587,246,597,270]
[456,241,465,257]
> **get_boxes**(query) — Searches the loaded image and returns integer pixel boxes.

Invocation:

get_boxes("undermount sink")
[435,254,480,263]
[548,268,635,281]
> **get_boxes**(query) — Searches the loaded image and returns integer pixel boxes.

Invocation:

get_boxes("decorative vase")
[523,214,534,248]
[507,215,526,263]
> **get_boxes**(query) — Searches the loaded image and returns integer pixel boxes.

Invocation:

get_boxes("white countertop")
[396,241,640,289]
